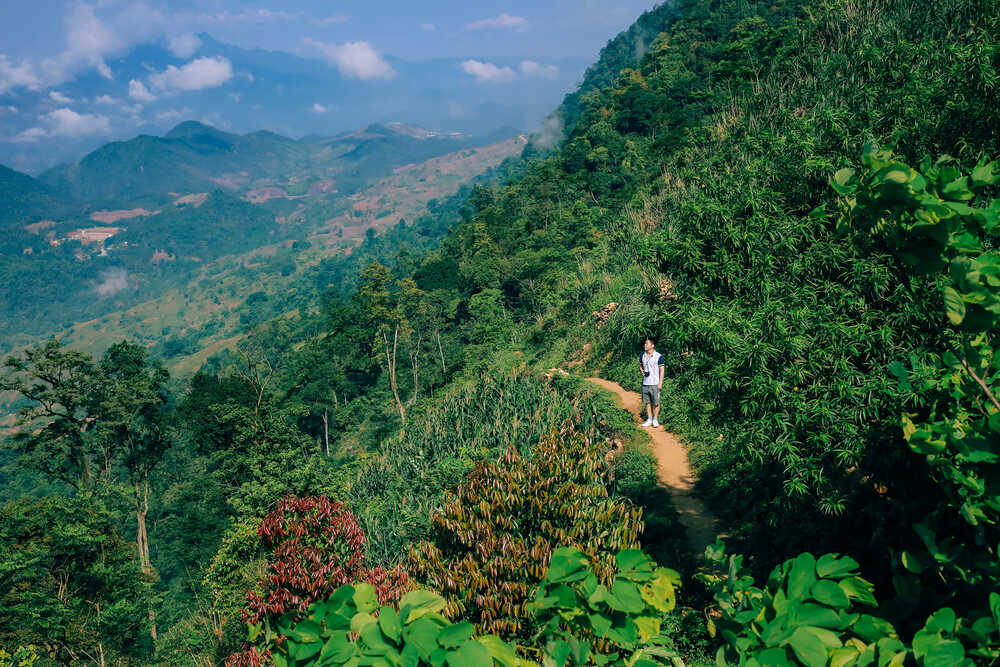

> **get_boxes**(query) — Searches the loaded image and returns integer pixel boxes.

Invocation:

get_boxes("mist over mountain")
[0,33,586,174]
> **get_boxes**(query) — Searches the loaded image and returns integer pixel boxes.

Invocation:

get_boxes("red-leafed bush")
[226,496,411,666]
[244,496,411,625]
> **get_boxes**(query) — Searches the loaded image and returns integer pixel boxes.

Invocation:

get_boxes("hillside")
[39,121,516,201]
[0,166,76,227]
[3,0,1000,665]
[0,124,521,351]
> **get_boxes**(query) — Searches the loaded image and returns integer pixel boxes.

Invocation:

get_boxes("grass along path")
[587,377,718,556]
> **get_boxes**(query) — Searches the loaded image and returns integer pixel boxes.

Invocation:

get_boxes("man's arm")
[658,359,665,389]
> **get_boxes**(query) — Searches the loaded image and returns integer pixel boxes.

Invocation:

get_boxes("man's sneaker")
[652,419,660,428]
[640,418,654,427]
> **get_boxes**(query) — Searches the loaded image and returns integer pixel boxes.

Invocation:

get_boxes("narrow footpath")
[587,377,718,556]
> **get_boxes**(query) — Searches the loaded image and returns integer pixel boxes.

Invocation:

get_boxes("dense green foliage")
[240,546,682,667]
[5,0,1000,664]
[409,425,643,637]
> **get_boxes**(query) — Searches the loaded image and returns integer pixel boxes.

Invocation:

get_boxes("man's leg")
[640,387,654,426]
[650,386,661,427]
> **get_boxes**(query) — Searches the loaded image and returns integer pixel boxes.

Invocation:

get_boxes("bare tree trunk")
[384,326,405,424]
[322,408,329,457]
[135,478,157,642]
[408,334,422,407]
[436,331,446,373]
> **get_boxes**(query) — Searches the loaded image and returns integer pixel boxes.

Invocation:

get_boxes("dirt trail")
[587,377,718,556]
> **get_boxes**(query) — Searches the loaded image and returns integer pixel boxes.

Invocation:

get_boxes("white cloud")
[228,92,242,103]
[46,108,111,137]
[420,23,436,31]
[202,8,301,23]
[12,127,46,143]
[122,103,144,115]
[128,79,156,102]
[96,61,113,80]
[148,57,233,92]
[95,268,128,296]
[309,103,330,114]
[93,94,118,104]
[520,60,559,78]
[167,33,201,58]
[465,13,528,31]
[0,105,18,114]
[0,56,40,95]
[155,108,185,124]
[313,15,348,26]
[460,60,517,83]
[303,39,395,80]
[13,108,111,142]
[49,90,74,104]
[41,3,117,83]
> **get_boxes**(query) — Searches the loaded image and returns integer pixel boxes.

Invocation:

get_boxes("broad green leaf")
[924,640,964,667]
[793,603,843,629]
[403,617,442,660]
[838,577,877,607]
[320,632,357,663]
[816,554,860,579]
[924,608,956,634]
[399,590,448,623]
[640,568,679,612]
[608,579,645,613]
[756,647,793,665]
[437,622,474,649]
[590,612,613,637]
[378,607,402,643]
[477,636,521,667]
[546,639,572,666]
[446,641,492,667]
[788,626,832,667]
[831,168,856,195]
[616,548,654,580]
[811,580,850,608]
[351,612,377,634]
[353,582,379,615]
[943,286,966,325]
[634,615,661,642]
[787,553,818,600]
[971,160,1000,188]
[546,547,590,583]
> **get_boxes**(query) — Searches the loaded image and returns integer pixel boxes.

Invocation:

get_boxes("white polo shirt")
[641,351,663,385]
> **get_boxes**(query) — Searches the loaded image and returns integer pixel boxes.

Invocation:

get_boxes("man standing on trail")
[639,338,665,428]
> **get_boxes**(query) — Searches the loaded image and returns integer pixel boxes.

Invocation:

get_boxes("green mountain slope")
[0,165,75,226]
[38,121,519,202]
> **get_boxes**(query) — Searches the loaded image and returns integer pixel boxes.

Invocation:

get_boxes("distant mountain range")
[0,33,587,173]
[36,120,520,202]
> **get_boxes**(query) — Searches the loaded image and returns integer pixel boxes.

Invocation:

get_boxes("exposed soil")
[587,377,718,556]
[89,208,157,224]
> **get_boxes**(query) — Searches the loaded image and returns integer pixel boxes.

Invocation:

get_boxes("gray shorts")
[641,384,660,406]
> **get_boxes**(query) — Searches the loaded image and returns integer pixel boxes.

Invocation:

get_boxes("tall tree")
[357,263,407,424]
[0,340,100,490]
[94,342,171,641]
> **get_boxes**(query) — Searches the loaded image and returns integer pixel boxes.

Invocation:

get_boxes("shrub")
[408,426,643,638]
[238,546,683,666]
[225,497,411,666]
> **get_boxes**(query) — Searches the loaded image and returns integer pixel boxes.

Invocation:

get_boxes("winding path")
[587,377,718,556]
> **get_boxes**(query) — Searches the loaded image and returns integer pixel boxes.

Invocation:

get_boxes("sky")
[0,1,658,77]
[0,1,663,172]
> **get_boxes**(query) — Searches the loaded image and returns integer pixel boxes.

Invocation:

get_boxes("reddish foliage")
[243,496,411,625]
[224,646,270,667]
[228,497,411,665]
